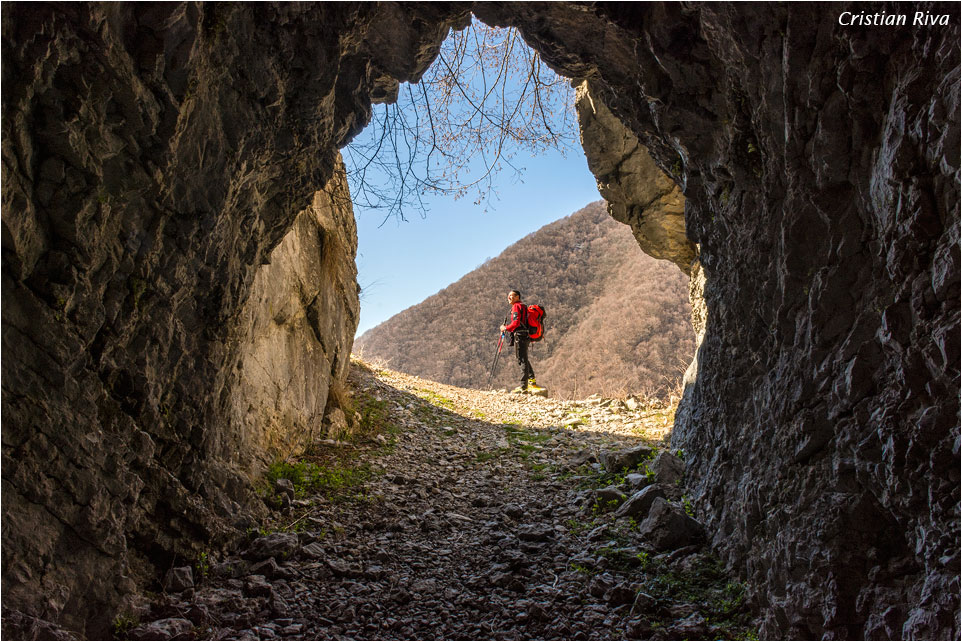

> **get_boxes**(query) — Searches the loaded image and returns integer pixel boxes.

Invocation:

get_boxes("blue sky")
[352,146,601,336]
[346,21,603,337]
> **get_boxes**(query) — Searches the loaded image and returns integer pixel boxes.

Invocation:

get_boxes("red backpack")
[525,304,546,341]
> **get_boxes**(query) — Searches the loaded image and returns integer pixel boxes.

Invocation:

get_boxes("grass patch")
[638,554,757,638]
[352,389,400,439]
[515,430,551,443]
[475,448,508,463]
[265,459,376,500]
[417,389,456,410]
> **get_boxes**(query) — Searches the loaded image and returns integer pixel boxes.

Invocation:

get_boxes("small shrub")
[113,613,138,636]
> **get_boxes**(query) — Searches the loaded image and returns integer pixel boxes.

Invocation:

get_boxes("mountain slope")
[354,201,694,398]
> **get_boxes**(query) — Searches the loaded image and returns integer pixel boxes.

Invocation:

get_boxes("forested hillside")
[354,201,695,399]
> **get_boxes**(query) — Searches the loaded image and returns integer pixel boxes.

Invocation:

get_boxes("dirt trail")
[129,360,757,640]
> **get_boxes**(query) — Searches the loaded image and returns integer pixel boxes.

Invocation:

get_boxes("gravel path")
[128,360,757,640]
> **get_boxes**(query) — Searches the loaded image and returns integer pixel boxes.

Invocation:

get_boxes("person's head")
[508,290,521,304]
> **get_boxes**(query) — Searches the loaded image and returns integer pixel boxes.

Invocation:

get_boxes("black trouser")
[515,334,534,387]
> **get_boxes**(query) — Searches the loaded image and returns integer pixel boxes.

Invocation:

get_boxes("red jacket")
[504,301,527,332]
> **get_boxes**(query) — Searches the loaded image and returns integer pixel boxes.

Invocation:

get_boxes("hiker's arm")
[503,303,523,332]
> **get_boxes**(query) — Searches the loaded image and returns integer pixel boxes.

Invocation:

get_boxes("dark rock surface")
[2,2,958,640]
[1,3,469,635]
[476,3,960,638]
[637,498,705,551]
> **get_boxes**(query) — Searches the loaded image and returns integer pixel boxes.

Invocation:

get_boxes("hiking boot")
[528,378,545,393]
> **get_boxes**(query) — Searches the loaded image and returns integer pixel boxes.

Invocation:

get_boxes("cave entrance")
[344,17,698,403]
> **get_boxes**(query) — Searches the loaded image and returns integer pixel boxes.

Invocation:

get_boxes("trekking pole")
[487,331,505,389]
[487,316,508,389]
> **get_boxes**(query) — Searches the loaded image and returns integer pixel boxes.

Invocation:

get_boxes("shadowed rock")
[638,498,705,551]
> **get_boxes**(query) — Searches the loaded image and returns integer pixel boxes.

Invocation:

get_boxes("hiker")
[500,290,544,393]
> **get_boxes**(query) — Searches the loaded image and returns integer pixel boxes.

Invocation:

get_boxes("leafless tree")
[344,18,578,224]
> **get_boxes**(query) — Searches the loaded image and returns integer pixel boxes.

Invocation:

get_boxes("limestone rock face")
[476,3,959,639]
[575,81,696,274]
[1,3,467,635]
[229,160,359,475]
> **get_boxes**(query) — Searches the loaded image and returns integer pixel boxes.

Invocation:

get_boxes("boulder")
[615,484,667,520]
[650,451,685,485]
[631,591,657,615]
[244,533,299,561]
[625,473,650,490]
[583,486,627,512]
[598,445,655,473]
[243,574,272,598]
[637,498,705,551]
[163,566,194,593]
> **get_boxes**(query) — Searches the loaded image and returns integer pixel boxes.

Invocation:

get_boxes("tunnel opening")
[340,17,700,404]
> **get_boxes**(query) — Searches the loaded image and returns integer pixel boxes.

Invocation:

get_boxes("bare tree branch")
[345,18,578,222]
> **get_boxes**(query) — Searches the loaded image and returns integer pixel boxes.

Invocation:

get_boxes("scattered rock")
[269,590,291,618]
[606,582,636,605]
[164,566,194,593]
[583,486,627,512]
[670,612,709,638]
[598,445,655,473]
[274,478,295,501]
[300,542,325,559]
[615,484,667,520]
[625,472,651,490]
[243,575,272,598]
[631,591,658,615]
[626,618,653,638]
[650,451,685,485]
[567,448,594,466]
[588,573,615,598]
[128,363,750,640]
[129,618,194,641]
[248,557,289,580]
[244,533,299,562]
[517,524,554,542]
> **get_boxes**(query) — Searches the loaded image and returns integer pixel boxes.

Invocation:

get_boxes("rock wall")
[229,158,359,478]
[2,2,959,639]
[476,3,960,638]
[1,3,467,635]
[574,81,696,275]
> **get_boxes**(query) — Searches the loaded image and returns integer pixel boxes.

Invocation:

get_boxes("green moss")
[113,613,139,636]
[265,459,375,499]
[638,555,757,638]
[352,390,397,437]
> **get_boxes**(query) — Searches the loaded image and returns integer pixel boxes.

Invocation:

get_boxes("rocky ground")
[122,360,759,640]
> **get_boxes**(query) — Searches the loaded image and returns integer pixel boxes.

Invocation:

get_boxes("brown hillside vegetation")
[354,201,695,399]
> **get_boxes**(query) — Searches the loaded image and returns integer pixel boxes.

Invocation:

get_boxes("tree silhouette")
[345,19,578,222]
